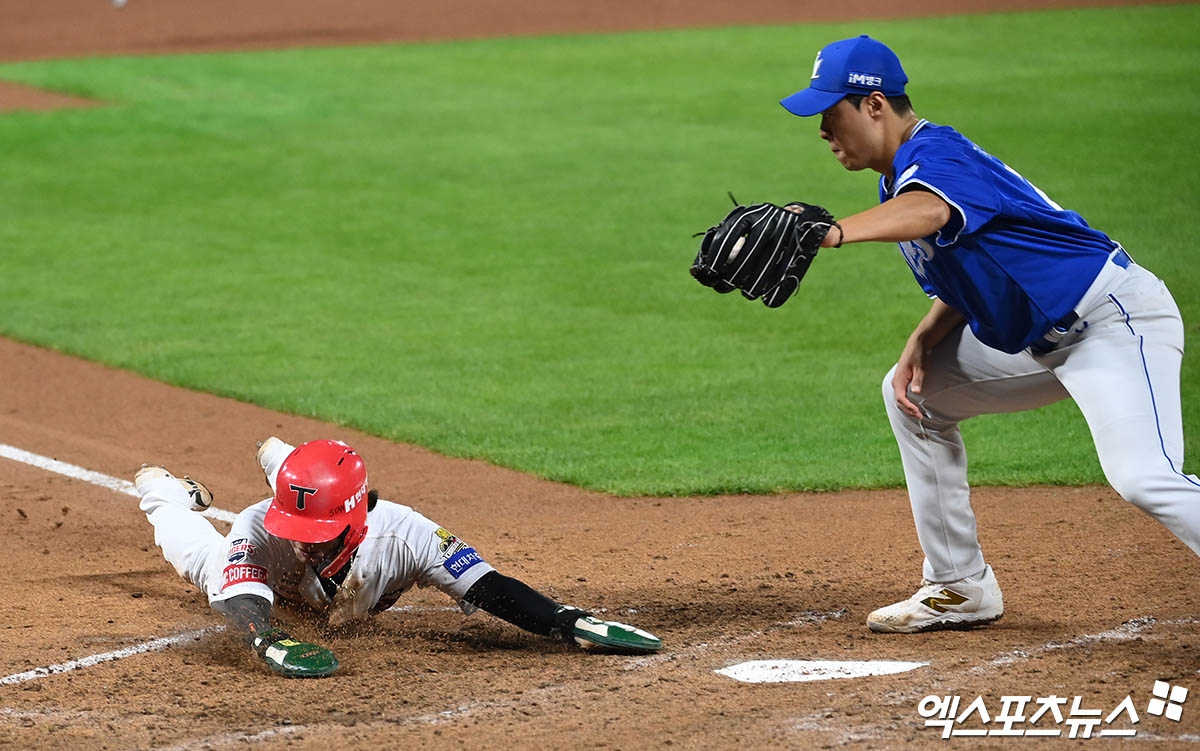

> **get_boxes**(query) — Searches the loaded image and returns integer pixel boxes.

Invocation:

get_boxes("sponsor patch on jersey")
[226,538,257,564]
[442,547,484,579]
[434,527,458,554]
[440,540,468,560]
[222,563,269,589]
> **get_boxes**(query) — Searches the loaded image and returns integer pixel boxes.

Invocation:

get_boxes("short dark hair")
[845,92,913,116]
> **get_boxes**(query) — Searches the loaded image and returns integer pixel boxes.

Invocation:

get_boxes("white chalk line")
[975,616,1198,673]
[0,606,454,690]
[1,442,1191,741]
[0,440,465,695]
[0,627,223,686]
[0,442,238,524]
[387,604,459,612]
[152,672,622,750]
[149,725,306,751]
[155,609,858,748]
[804,616,1199,745]
[144,675,594,749]
[0,706,305,751]
[0,442,242,689]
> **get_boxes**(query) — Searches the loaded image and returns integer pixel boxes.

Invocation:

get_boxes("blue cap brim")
[780,88,845,117]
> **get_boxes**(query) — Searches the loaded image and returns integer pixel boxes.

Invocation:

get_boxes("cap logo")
[290,483,317,511]
[811,53,823,80]
[847,72,883,88]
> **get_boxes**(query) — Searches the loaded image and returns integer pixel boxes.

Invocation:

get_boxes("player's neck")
[875,114,921,178]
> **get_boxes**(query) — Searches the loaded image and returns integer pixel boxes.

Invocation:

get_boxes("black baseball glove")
[690,199,835,308]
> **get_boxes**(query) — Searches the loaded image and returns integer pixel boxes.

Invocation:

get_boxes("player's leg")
[875,324,1067,632]
[1047,265,1200,555]
[134,466,226,592]
[883,324,1068,580]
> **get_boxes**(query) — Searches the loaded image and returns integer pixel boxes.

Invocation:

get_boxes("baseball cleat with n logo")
[921,588,969,614]
[867,565,1004,633]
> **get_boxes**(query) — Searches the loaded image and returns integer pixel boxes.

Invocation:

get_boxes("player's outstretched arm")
[826,189,952,247]
[214,594,339,678]
[462,571,662,654]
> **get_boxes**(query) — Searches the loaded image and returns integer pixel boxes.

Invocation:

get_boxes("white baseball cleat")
[255,437,294,490]
[867,565,1003,634]
[133,465,213,512]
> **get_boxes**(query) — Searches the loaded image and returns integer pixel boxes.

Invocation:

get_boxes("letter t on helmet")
[263,439,369,577]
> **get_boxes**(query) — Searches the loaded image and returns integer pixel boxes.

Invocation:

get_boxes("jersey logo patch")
[443,547,484,579]
[226,538,257,563]
[900,238,935,279]
[434,527,459,554]
[222,563,269,589]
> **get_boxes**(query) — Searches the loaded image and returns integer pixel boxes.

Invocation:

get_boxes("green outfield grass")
[0,5,1196,495]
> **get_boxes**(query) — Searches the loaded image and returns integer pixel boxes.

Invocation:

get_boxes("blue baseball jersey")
[881,120,1123,354]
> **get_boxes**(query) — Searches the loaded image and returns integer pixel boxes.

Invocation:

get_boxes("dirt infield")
[2,335,1198,749]
[2,2,1198,749]
[0,0,1188,64]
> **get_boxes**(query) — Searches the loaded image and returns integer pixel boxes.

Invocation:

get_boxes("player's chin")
[831,151,854,169]
[834,154,867,171]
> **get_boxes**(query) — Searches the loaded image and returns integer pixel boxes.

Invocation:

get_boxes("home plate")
[715,659,928,683]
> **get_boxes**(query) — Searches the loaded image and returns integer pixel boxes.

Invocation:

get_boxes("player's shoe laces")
[570,614,663,653]
[867,565,1003,634]
[133,465,213,512]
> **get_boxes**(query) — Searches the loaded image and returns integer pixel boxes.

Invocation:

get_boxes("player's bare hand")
[893,340,926,420]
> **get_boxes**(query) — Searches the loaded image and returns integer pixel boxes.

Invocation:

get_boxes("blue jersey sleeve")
[892,138,1002,247]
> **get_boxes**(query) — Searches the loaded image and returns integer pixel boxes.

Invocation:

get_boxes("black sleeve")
[463,571,588,640]
[212,593,272,644]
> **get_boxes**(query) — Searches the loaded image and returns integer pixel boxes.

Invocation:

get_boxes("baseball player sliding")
[693,35,1199,633]
[135,438,661,677]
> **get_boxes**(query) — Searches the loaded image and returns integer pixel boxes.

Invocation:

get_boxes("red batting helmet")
[263,439,369,578]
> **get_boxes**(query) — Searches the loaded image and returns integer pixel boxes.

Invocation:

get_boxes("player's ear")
[867,91,888,118]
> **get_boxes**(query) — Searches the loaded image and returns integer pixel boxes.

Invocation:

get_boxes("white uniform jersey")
[215,498,494,625]
[138,473,494,627]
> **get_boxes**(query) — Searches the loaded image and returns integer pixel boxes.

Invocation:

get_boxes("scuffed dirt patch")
[0,81,97,113]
